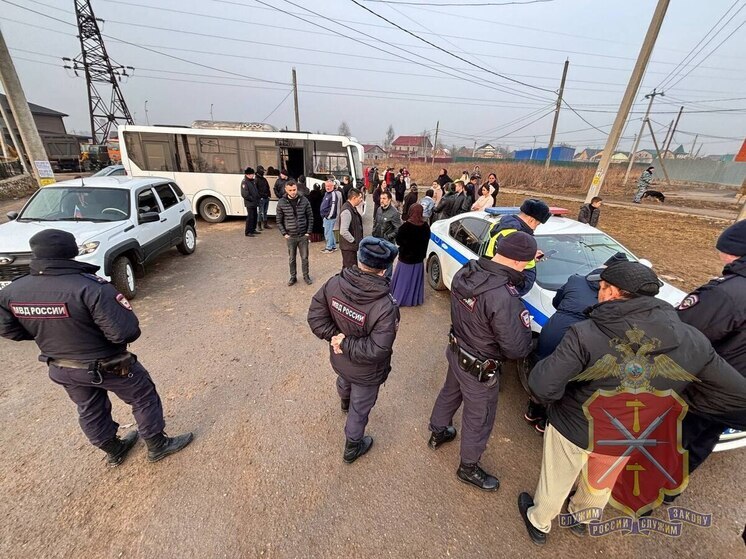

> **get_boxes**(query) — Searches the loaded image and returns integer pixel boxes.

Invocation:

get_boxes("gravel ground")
[0,200,744,558]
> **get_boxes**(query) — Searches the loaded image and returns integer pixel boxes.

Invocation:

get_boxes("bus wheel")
[199,197,226,223]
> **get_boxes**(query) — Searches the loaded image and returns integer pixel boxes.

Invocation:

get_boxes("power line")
[349,0,555,94]
[561,101,611,134]
[361,0,553,6]
[261,90,294,121]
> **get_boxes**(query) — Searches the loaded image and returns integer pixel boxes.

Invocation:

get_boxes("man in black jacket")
[578,197,602,227]
[276,179,314,286]
[675,220,746,487]
[428,232,535,490]
[339,188,364,269]
[241,167,260,237]
[255,165,272,231]
[0,230,193,467]
[307,237,400,464]
[452,180,472,216]
[518,261,746,546]
[274,169,290,200]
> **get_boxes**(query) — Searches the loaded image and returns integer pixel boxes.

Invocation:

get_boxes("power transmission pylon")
[64,0,134,145]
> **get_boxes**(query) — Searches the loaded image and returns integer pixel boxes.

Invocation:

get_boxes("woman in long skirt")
[390,204,431,307]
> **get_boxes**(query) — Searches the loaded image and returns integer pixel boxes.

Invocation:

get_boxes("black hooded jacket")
[677,256,746,375]
[529,296,746,449]
[450,258,533,362]
[0,259,141,361]
[255,172,271,198]
[307,267,400,386]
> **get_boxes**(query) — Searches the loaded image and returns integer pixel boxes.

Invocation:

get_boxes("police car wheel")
[112,256,137,299]
[177,224,197,255]
[427,254,446,291]
[199,196,226,223]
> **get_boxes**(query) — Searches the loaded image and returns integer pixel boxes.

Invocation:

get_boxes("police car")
[425,207,745,453]
[0,177,196,299]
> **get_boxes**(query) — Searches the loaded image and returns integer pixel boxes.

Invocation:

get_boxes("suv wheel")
[177,224,197,255]
[112,255,137,299]
[427,254,446,291]
[199,196,226,223]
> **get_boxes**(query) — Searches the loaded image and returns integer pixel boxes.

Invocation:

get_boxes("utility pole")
[585,0,670,203]
[0,114,8,158]
[545,59,569,169]
[0,29,52,185]
[292,67,300,131]
[623,89,664,186]
[145,100,150,125]
[0,96,28,172]
[664,106,683,155]
[431,120,439,165]
[210,103,214,121]
[646,118,671,186]
[661,119,673,154]
[690,134,698,158]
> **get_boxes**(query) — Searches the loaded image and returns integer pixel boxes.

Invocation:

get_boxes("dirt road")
[1,208,744,558]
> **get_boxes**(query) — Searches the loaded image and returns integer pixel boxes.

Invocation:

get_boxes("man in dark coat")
[434,184,458,221]
[274,168,291,199]
[276,179,314,286]
[577,197,602,227]
[241,167,260,237]
[518,261,746,546]
[307,237,400,464]
[674,220,746,492]
[484,199,551,296]
[437,168,452,187]
[0,230,193,467]
[339,189,365,269]
[255,165,272,231]
[428,232,535,491]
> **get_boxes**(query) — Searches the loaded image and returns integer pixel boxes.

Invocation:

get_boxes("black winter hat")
[244,167,255,175]
[715,220,746,257]
[600,261,662,296]
[496,231,537,262]
[520,198,552,224]
[357,236,398,270]
[604,252,629,266]
[256,165,265,175]
[29,229,78,260]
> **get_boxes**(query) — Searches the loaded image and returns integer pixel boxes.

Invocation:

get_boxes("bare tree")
[338,121,351,136]
[384,125,395,149]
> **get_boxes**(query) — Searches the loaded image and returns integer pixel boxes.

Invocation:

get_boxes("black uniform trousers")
[683,413,725,473]
[49,361,165,447]
[286,235,310,280]
[336,376,380,441]
[429,348,500,466]
[245,206,258,235]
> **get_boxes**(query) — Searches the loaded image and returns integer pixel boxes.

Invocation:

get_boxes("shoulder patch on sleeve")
[81,273,108,284]
[677,294,699,310]
[506,283,520,297]
[458,296,476,312]
[116,293,133,311]
[520,309,531,328]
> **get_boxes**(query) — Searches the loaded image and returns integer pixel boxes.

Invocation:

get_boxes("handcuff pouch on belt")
[448,330,501,383]
[89,353,137,385]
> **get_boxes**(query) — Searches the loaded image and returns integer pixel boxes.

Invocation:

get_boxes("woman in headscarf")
[390,203,430,307]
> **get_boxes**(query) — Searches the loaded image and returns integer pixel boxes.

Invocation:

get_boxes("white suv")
[0,177,197,298]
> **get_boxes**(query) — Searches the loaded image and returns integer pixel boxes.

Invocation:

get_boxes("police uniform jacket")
[307,266,400,386]
[529,296,746,450]
[450,257,533,363]
[0,259,140,361]
[483,214,537,296]
[241,177,260,208]
[677,256,746,375]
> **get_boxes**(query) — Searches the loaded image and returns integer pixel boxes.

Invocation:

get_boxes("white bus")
[118,122,365,223]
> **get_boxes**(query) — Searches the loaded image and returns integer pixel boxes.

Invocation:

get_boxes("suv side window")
[155,184,179,209]
[138,188,159,214]
[169,182,186,201]
[449,217,489,254]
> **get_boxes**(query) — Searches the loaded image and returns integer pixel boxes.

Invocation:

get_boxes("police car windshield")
[535,234,635,291]
[19,187,130,222]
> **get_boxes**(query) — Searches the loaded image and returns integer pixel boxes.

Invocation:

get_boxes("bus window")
[256,147,279,175]
[197,137,240,174]
[238,138,256,169]
[123,132,145,170]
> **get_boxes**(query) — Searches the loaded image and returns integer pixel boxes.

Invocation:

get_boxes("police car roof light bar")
[484,207,569,217]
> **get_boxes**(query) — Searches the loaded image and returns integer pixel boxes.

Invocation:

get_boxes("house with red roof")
[389,135,433,158]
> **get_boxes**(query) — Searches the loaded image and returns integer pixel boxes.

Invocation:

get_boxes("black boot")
[99,430,139,467]
[263,221,271,229]
[145,432,194,463]
[428,426,457,449]
[457,462,499,491]
[518,492,547,545]
[341,398,350,413]
[343,435,373,464]
[257,221,263,231]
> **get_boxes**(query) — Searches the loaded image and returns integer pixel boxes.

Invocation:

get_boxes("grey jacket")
[372,204,402,242]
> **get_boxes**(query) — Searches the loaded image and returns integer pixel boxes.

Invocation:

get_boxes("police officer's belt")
[448,330,501,382]
[45,352,137,383]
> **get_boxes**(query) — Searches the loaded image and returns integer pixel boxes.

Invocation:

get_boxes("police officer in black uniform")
[0,230,193,466]
[676,220,746,482]
[428,232,536,490]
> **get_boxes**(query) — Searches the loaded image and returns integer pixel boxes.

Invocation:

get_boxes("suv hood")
[0,219,125,252]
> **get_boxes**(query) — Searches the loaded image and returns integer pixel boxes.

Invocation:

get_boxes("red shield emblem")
[583,389,688,517]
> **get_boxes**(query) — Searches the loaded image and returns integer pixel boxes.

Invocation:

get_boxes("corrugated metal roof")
[0,93,68,117]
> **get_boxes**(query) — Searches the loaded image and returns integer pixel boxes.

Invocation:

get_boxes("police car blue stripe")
[430,230,549,327]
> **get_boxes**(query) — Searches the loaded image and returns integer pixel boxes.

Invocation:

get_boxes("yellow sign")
[39,178,56,187]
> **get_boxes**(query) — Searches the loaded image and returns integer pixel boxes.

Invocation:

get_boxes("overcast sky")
[1,0,744,155]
